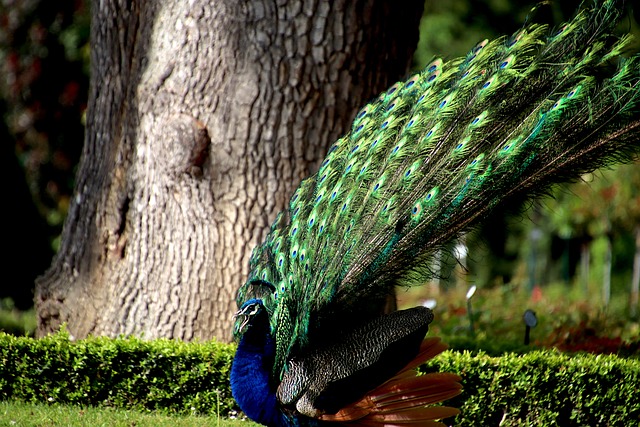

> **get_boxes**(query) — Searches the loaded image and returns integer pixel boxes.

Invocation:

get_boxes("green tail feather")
[236,0,640,379]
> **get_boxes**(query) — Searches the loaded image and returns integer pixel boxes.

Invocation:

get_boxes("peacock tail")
[232,1,640,425]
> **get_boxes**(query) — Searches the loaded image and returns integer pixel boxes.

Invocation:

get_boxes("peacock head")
[233,298,269,336]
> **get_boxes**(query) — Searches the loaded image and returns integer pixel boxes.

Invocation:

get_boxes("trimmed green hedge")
[425,351,640,426]
[0,332,235,416]
[1,331,639,426]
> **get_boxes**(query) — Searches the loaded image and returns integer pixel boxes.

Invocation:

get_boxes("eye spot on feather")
[411,202,422,220]
[425,187,440,204]
[387,84,399,96]
[551,99,565,111]
[567,85,581,98]
[467,153,485,169]
[508,30,524,48]
[473,39,488,54]
[404,160,422,179]
[372,175,386,193]
[356,107,368,119]
[470,111,488,127]
[500,55,514,69]
[418,88,431,102]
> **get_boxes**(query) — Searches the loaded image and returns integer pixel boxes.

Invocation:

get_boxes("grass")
[0,401,261,427]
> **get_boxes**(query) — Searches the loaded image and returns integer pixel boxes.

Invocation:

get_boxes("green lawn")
[0,401,259,427]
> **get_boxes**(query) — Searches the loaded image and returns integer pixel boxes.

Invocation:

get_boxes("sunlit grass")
[0,401,261,427]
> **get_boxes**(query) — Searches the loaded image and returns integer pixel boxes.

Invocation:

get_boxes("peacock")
[230,1,640,426]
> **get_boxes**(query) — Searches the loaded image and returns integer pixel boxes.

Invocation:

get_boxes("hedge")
[0,331,235,416]
[1,331,639,426]
[425,351,640,426]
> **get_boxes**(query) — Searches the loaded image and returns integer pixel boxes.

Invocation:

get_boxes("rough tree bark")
[35,0,424,342]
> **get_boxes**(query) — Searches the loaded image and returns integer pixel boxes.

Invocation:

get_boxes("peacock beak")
[233,300,263,334]
[233,309,252,333]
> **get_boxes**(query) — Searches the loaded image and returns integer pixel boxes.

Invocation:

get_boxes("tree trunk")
[35,0,424,342]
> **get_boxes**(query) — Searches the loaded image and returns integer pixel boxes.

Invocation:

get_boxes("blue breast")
[231,326,290,427]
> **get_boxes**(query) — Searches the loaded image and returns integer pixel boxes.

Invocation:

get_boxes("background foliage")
[2,1,639,349]
[1,0,89,310]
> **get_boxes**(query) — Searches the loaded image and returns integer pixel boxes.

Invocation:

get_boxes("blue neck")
[231,323,289,427]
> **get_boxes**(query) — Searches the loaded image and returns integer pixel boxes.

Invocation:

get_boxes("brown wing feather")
[318,337,461,426]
